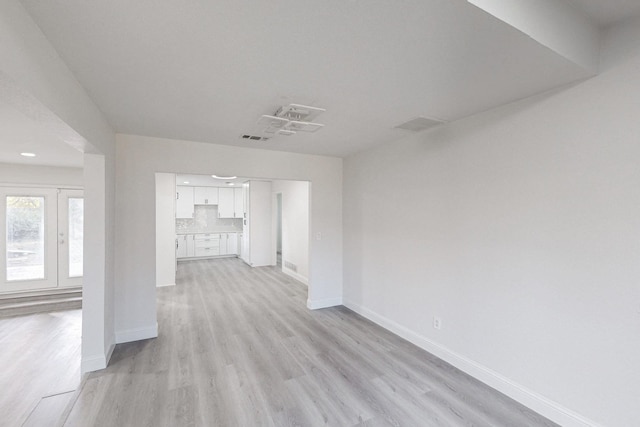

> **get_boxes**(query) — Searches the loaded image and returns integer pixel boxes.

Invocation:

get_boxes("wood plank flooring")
[64,258,557,426]
[0,309,81,427]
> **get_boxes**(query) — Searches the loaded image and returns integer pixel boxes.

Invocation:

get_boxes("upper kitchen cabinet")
[176,186,194,218]
[194,186,219,205]
[218,187,235,218]
[234,188,244,218]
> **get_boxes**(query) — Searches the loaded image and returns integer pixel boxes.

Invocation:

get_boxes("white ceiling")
[4,0,640,165]
[0,98,84,168]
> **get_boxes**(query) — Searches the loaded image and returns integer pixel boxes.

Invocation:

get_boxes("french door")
[1,187,83,293]
[58,189,84,288]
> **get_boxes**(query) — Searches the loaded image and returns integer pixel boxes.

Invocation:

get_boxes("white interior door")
[1,187,58,292]
[58,189,83,288]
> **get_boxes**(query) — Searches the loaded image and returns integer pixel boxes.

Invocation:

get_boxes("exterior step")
[0,288,82,318]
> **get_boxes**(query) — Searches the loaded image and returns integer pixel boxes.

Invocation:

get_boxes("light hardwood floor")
[64,258,557,426]
[0,309,81,427]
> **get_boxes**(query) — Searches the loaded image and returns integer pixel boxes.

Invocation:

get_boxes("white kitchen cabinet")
[176,234,194,258]
[194,187,218,205]
[219,233,229,255]
[194,233,220,257]
[176,186,194,218]
[233,188,244,218]
[227,232,238,255]
[218,187,235,218]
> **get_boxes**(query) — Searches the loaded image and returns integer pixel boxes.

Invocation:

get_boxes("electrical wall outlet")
[433,316,442,330]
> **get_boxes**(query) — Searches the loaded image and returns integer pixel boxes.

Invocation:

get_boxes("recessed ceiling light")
[227,182,234,186]
[20,152,36,157]
[183,181,190,184]
[212,175,237,180]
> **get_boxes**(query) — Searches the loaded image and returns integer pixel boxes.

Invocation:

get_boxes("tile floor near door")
[64,258,557,426]
[0,309,81,427]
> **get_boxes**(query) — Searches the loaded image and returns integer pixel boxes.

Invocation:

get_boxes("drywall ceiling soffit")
[467,0,599,72]
[21,0,598,158]
[0,73,84,168]
[563,0,640,28]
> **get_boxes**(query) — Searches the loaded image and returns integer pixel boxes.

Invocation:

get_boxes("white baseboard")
[105,341,115,365]
[115,323,158,344]
[81,338,116,374]
[81,353,107,373]
[156,282,176,287]
[282,267,308,286]
[342,299,602,427]
[307,297,342,310]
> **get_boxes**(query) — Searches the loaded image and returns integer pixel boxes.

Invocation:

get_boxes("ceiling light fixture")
[183,181,190,184]
[212,175,237,180]
[256,103,326,137]
[20,152,36,157]
[226,182,234,186]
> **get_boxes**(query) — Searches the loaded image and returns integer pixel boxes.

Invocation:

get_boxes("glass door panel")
[6,196,45,281]
[1,188,58,292]
[58,190,83,288]
[68,198,83,277]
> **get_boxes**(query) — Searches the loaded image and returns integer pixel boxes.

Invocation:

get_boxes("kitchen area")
[175,180,244,260]
[155,172,309,288]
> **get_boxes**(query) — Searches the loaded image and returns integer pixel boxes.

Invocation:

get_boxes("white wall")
[343,20,640,427]
[114,134,342,342]
[0,163,83,187]
[155,173,176,287]
[272,180,310,284]
[247,180,273,267]
[0,0,116,373]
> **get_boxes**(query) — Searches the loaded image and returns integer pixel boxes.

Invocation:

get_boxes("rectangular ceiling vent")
[240,134,270,141]
[394,116,443,132]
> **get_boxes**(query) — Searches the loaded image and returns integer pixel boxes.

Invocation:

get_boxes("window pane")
[6,196,45,281]
[68,198,83,278]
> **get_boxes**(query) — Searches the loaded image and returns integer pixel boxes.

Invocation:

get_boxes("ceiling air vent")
[394,116,443,132]
[251,103,326,138]
[241,134,270,141]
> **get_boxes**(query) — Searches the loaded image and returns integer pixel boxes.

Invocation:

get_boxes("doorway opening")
[155,173,311,292]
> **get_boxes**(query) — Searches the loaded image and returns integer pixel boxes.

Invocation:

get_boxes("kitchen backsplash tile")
[176,205,242,234]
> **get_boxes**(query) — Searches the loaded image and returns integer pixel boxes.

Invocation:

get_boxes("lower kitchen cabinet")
[194,233,220,257]
[177,232,239,260]
[228,232,239,255]
[219,232,239,256]
[176,234,194,258]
